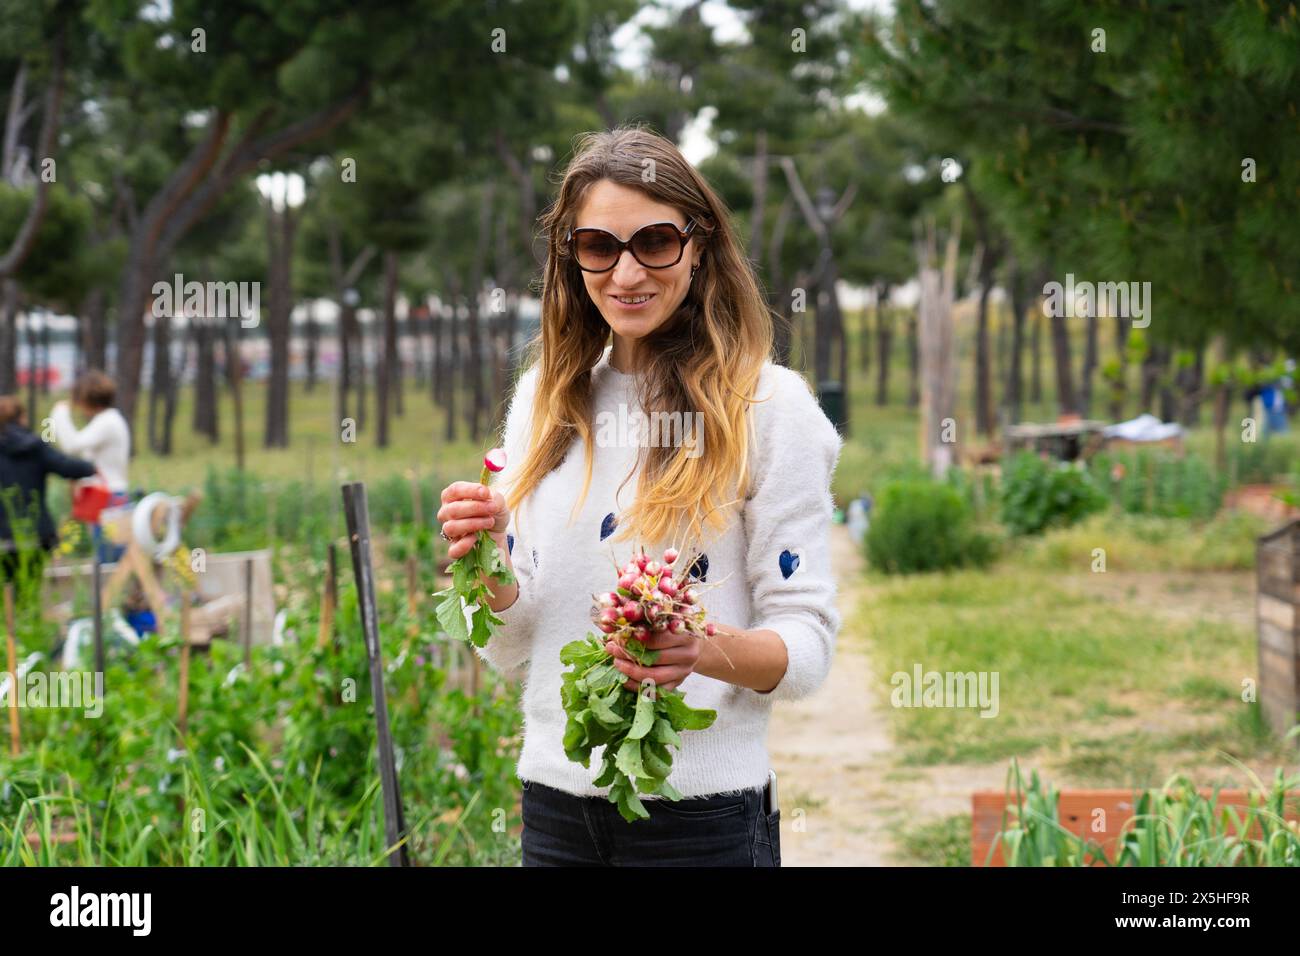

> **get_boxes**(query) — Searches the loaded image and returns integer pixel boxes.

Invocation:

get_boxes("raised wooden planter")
[972,789,1300,866]
[1258,520,1300,738]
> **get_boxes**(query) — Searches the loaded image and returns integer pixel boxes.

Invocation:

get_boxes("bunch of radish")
[559,545,718,822]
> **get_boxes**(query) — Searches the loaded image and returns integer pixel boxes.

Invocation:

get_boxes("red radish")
[663,547,678,565]
[482,447,507,473]
[705,623,716,637]
[618,572,637,590]
[622,604,642,623]
[635,553,649,571]
[658,577,678,597]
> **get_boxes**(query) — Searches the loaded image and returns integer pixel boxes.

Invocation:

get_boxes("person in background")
[51,369,131,563]
[846,489,873,548]
[0,395,96,596]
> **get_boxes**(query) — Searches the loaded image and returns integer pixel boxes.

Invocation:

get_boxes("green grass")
[893,813,971,867]
[856,541,1283,774]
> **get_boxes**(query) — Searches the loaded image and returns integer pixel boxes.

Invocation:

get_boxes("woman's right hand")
[437,481,510,562]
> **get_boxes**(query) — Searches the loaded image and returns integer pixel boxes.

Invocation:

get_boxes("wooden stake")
[242,557,253,667]
[406,555,418,630]
[317,543,336,651]
[341,481,410,867]
[4,584,19,756]
[178,595,191,739]
[92,545,104,676]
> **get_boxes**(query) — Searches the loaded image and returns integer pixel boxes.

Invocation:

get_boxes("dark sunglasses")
[565,219,698,272]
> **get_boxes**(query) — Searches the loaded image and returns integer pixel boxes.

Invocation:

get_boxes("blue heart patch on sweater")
[686,553,708,582]
[506,533,514,554]
[600,512,617,541]
[779,549,800,579]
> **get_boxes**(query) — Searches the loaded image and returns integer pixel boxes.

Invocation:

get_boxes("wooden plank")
[1257,542,1294,601]
[1258,592,1296,633]
[1259,640,1300,736]
[973,788,1300,867]
[1258,618,1297,657]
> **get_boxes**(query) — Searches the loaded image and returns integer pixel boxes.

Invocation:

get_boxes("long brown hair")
[503,125,775,553]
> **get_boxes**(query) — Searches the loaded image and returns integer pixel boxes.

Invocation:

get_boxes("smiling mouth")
[612,293,655,305]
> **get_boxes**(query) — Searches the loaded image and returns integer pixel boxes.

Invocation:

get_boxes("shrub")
[866,479,996,574]
[999,452,1108,535]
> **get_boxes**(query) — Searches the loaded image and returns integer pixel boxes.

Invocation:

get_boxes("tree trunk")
[1049,314,1078,416]
[1139,342,1161,413]
[305,302,318,392]
[1110,316,1130,421]
[79,286,107,373]
[0,279,18,395]
[875,296,891,406]
[263,202,295,448]
[1030,310,1043,404]
[25,310,37,426]
[1177,347,1204,427]
[1006,261,1026,425]
[193,320,219,442]
[767,194,795,369]
[443,272,461,444]
[1213,381,1229,473]
[1080,311,1098,417]
[906,309,919,408]
[148,310,172,454]
[431,300,444,408]
[974,279,993,436]
[377,249,398,448]
[224,319,246,472]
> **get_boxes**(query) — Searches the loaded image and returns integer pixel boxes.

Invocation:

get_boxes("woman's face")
[573,180,701,355]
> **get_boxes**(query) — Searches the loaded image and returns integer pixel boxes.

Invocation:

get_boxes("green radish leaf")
[658,778,683,801]
[641,741,671,779]
[652,717,682,748]
[434,590,470,643]
[593,756,618,788]
[616,785,649,822]
[589,690,624,728]
[628,690,656,740]
[661,691,716,730]
[615,738,647,780]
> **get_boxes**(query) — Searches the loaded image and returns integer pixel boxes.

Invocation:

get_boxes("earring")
[690,263,699,280]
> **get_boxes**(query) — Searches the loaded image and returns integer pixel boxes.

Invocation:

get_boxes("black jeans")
[521,778,781,867]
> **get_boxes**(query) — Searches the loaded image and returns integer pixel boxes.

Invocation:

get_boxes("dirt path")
[767,523,899,865]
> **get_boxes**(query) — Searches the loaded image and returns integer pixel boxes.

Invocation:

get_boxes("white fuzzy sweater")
[477,345,844,798]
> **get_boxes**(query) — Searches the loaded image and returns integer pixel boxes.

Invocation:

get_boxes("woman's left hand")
[606,627,703,693]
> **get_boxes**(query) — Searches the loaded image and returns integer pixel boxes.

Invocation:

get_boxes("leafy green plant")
[865,479,996,574]
[999,452,1108,535]
[990,758,1300,867]
[1089,450,1224,520]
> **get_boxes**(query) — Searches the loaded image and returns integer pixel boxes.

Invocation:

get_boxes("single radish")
[663,547,678,565]
[479,447,507,484]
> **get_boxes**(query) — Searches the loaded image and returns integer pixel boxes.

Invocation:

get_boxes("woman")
[51,369,131,562]
[437,126,843,866]
[0,395,96,591]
